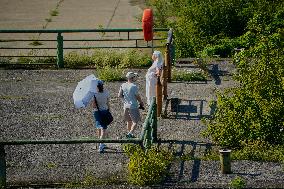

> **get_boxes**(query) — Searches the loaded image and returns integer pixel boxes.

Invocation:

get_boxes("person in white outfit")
[145,50,163,105]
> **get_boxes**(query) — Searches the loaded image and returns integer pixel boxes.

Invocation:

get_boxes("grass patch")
[172,68,207,82]
[17,57,56,64]
[201,143,284,162]
[46,162,57,169]
[0,95,26,100]
[64,171,126,188]
[231,143,284,162]
[0,56,12,64]
[49,10,59,16]
[29,40,43,46]
[45,18,52,22]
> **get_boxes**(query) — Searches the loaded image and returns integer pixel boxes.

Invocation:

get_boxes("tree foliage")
[203,8,284,147]
[147,0,284,147]
[147,0,284,58]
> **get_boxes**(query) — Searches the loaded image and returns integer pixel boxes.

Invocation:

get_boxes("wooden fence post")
[156,77,162,117]
[163,45,169,100]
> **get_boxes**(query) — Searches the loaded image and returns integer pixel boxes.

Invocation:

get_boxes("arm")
[92,98,98,110]
[107,98,111,111]
[136,94,144,107]
[155,67,162,77]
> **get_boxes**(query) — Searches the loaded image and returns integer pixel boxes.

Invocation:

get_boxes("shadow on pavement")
[157,140,214,185]
[163,98,217,120]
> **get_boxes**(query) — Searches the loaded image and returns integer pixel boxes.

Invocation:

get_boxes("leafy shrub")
[230,176,246,189]
[232,142,284,162]
[147,0,284,58]
[120,50,152,68]
[123,144,173,186]
[97,67,125,82]
[200,38,241,58]
[172,68,207,82]
[64,50,151,69]
[203,30,284,147]
[64,51,93,68]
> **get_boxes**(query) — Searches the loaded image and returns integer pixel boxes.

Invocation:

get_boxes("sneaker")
[126,133,135,138]
[98,143,106,153]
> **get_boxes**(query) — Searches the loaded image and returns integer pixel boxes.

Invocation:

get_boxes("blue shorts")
[93,110,108,129]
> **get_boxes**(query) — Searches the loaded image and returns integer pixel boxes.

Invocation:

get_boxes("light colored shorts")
[124,108,141,123]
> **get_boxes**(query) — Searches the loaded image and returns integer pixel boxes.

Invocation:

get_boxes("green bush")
[232,142,284,162]
[200,38,241,58]
[64,51,93,68]
[172,68,207,82]
[64,50,151,69]
[97,67,126,82]
[203,30,284,147]
[230,176,246,189]
[123,144,173,186]
[147,0,284,58]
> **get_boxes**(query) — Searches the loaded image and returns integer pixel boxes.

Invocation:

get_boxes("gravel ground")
[0,61,283,188]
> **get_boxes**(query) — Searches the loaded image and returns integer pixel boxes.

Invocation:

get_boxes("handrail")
[0,28,170,68]
[0,28,168,33]
[0,98,158,188]
[140,97,157,149]
[167,28,173,44]
[0,138,142,146]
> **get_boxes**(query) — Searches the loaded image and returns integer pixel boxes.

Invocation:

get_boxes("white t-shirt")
[94,90,109,110]
[119,82,139,109]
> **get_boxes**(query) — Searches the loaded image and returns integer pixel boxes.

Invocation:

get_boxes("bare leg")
[97,129,101,138]
[127,121,132,133]
[129,121,137,134]
[100,128,107,139]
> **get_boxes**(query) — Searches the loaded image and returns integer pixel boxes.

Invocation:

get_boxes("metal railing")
[140,97,158,149]
[0,97,157,188]
[0,28,169,68]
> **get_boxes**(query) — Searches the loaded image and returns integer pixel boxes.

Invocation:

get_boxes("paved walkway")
[0,0,146,56]
[0,0,143,29]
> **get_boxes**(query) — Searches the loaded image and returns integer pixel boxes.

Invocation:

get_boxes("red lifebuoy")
[142,9,153,41]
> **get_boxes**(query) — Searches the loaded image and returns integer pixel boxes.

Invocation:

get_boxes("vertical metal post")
[219,149,232,174]
[151,40,154,54]
[57,32,64,68]
[167,44,172,83]
[152,98,157,142]
[0,145,6,188]
[156,77,162,117]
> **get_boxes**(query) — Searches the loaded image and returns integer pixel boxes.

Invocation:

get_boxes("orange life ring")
[142,9,153,41]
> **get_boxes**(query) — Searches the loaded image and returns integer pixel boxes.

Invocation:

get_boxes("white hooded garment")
[145,51,163,105]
